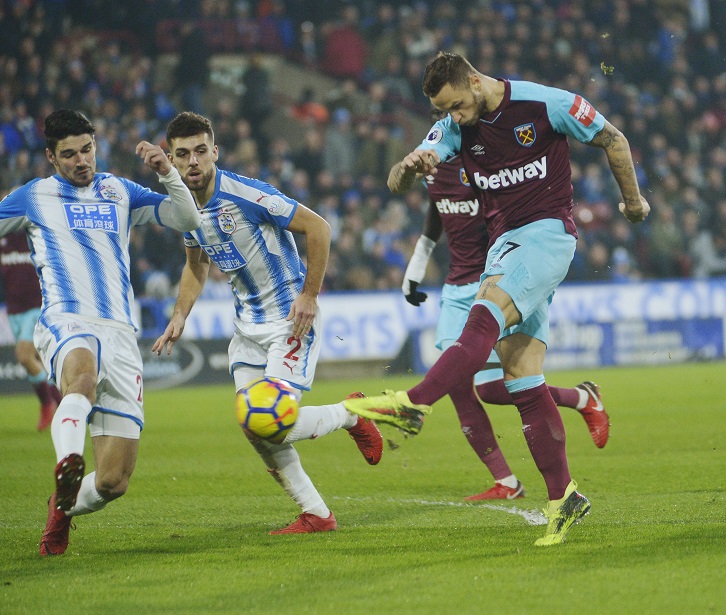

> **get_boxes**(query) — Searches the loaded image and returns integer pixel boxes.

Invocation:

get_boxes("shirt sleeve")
[232,179,298,229]
[538,84,605,143]
[121,169,200,232]
[119,177,167,226]
[0,182,34,236]
[418,116,462,163]
[183,231,199,247]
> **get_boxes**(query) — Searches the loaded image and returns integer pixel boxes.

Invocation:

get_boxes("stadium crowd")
[0,0,725,302]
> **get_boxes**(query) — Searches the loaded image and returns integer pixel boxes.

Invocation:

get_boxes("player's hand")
[403,280,427,306]
[401,149,440,176]
[619,195,650,223]
[286,293,317,339]
[151,315,186,356]
[136,141,173,176]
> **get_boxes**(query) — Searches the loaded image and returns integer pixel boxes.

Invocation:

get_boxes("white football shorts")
[229,310,322,394]
[34,314,144,438]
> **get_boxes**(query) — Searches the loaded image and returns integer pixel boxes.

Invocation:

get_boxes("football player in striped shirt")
[153,112,382,534]
[0,109,202,555]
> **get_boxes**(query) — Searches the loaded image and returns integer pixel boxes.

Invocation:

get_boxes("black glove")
[404,281,428,306]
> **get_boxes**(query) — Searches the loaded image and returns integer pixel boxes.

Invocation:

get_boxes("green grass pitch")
[1,362,724,614]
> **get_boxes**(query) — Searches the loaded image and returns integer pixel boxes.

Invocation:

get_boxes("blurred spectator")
[292,127,325,182]
[295,20,319,69]
[289,87,329,125]
[365,3,400,77]
[648,202,688,278]
[229,118,258,172]
[357,123,408,180]
[586,240,613,281]
[257,0,295,53]
[680,207,726,278]
[174,21,210,114]
[323,77,366,117]
[321,5,368,80]
[379,54,413,103]
[323,107,357,179]
[239,51,272,163]
[611,247,641,283]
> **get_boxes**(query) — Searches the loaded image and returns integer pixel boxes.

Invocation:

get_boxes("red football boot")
[345,393,383,465]
[270,511,338,535]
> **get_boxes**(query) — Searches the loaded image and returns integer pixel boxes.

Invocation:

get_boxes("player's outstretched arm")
[152,247,210,356]
[136,140,201,232]
[136,141,173,176]
[285,204,331,339]
[388,149,440,194]
[588,121,650,224]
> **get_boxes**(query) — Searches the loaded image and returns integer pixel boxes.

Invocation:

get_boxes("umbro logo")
[471,144,486,155]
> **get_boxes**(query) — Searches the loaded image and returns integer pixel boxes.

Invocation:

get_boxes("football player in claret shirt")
[345,52,649,546]
[402,151,610,502]
[0,109,202,556]
[0,230,62,430]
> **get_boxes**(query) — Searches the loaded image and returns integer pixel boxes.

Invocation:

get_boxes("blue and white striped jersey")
[184,168,305,324]
[0,172,181,330]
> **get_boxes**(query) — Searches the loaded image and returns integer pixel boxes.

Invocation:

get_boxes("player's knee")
[63,374,97,403]
[95,474,130,501]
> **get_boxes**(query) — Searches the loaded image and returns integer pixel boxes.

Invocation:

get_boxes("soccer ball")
[236,377,299,444]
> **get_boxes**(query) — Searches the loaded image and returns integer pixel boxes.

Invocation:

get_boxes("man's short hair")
[166,112,214,146]
[422,52,476,98]
[44,109,95,152]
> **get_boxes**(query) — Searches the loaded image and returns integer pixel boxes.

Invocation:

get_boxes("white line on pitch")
[332,496,547,526]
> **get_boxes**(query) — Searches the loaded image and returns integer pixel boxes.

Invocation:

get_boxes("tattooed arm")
[588,120,650,223]
[387,149,440,194]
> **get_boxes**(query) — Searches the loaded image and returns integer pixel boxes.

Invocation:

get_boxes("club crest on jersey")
[459,168,470,186]
[217,211,236,234]
[99,184,122,202]
[514,123,536,147]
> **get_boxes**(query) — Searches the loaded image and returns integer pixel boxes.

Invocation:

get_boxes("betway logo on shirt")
[472,156,547,190]
[435,198,480,216]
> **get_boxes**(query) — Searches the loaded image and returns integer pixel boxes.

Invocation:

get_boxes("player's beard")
[186,167,214,193]
[473,91,490,122]
[457,94,488,127]
[71,167,94,186]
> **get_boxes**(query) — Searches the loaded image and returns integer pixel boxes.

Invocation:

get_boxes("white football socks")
[50,393,91,463]
[249,437,330,518]
[283,402,357,443]
[575,388,589,410]
[497,475,519,489]
[66,472,108,516]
